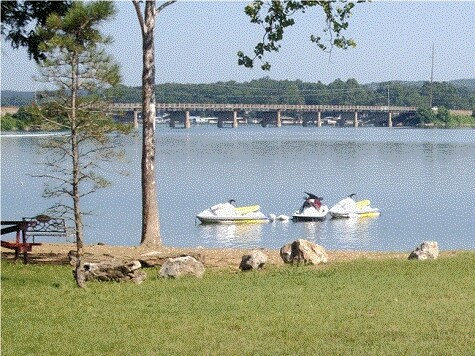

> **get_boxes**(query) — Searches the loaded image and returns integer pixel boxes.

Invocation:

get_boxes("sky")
[1,0,474,92]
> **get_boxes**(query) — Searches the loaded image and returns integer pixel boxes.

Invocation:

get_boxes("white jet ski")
[292,192,329,222]
[329,194,381,219]
[196,200,271,224]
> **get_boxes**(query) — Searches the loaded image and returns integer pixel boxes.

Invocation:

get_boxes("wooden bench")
[1,215,70,263]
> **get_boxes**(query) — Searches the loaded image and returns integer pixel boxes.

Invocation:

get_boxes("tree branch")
[157,1,177,14]
[132,0,145,37]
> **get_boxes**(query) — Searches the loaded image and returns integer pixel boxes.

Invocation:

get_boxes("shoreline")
[1,242,464,269]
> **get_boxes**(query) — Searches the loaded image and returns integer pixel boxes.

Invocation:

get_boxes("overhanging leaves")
[238,0,364,70]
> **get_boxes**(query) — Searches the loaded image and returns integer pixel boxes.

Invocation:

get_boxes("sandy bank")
[1,242,439,270]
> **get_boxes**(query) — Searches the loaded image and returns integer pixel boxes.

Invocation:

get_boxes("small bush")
[1,114,22,131]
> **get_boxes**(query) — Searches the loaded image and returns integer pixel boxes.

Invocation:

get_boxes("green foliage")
[0,105,44,131]
[239,1,363,70]
[443,114,475,128]
[3,80,474,114]
[32,1,125,233]
[4,77,473,130]
[2,252,475,354]
[36,1,120,132]
[414,106,475,127]
[421,81,474,110]
[414,108,434,124]
[107,85,142,103]
[107,78,474,114]
[1,1,72,61]
[436,106,450,123]
[0,114,22,131]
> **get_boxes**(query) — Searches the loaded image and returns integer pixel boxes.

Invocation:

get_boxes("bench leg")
[22,228,28,264]
[14,230,21,262]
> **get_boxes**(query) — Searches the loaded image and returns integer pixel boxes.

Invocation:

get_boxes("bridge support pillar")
[184,110,191,129]
[354,111,359,128]
[215,111,232,128]
[133,110,139,129]
[276,110,282,128]
[388,111,393,128]
[169,111,186,128]
[316,111,322,127]
[233,110,238,128]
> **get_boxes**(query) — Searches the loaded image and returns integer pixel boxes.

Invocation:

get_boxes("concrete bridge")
[110,102,417,129]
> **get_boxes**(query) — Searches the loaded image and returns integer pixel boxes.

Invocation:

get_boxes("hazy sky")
[1,1,474,92]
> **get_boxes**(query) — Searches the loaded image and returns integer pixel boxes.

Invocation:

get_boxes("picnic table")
[1,215,69,263]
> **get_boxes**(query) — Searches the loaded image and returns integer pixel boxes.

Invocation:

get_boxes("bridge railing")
[108,102,417,113]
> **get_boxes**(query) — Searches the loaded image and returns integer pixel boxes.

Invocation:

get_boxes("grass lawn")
[2,252,475,355]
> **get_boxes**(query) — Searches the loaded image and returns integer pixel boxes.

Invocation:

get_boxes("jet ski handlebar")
[304,192,323,200]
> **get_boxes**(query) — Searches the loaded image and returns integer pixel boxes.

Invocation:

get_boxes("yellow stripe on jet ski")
[358,212,381,218]
[203,218,269,224]
[355,200,371,208]
[232,219,269,224]
[235,205,260,214]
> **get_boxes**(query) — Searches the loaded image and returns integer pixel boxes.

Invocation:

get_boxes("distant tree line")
[413,107,475,128]
[106,77,475,110]
[3,77,475,130]
[3,77,475,110]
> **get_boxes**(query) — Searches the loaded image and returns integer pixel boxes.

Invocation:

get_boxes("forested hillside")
[2,78,474,110]
[1,90,36,106]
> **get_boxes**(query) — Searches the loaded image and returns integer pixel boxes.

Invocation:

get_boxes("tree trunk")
[140,0,161,248]
[71,54,86,288]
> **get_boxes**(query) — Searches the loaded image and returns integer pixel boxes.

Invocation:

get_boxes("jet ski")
[292,192,329,222]
[329,194,381,218]
[196,200,271,224]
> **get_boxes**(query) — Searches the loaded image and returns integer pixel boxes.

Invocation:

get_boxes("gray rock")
[408,241,439,260]
[280,239,328,265]
[280,243,293,263]
[239,250,268,271]
[140,252,204,268]
[159,256,205,278]
[75,260,146,284]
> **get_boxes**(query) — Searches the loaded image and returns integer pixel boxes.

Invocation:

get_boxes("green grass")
[2,253,475,355]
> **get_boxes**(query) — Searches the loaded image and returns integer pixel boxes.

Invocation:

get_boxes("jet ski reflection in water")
[292,192,329,222]
[196,200,271,224]
[329,194,381,219]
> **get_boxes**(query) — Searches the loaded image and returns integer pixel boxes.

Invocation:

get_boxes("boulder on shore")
[68,250,146,284]
[239,250,268,271]
[159,256,205,278]
[408,241,439,260]
[77,260,146,284]
[280,239,328,265]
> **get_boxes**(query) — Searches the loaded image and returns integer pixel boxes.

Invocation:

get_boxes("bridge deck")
[110,103,416,113]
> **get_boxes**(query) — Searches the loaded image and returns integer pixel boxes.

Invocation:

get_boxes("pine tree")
[35,1,124,287]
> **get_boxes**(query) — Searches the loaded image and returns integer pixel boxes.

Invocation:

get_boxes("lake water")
[1,126,474,252]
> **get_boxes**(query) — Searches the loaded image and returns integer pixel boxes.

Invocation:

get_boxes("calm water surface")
[1,126,474,252]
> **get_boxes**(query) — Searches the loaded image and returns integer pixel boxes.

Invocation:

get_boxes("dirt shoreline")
[0,242,430,269]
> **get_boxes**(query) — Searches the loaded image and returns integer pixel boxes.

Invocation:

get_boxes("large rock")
[75,260,146,284]
[280,239,328,265]
[68,250,146,284]
[139,251,205,268]
[239,250,268,271]
[159,256,205,278]
[408,241,439,260]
